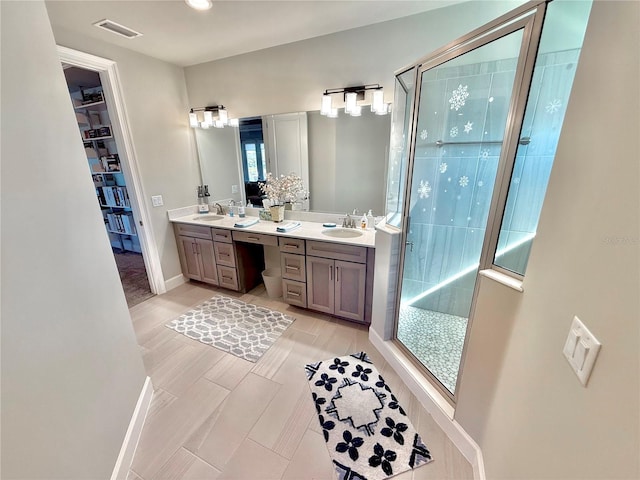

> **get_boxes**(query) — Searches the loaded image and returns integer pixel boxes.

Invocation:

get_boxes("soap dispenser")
[366,210,374,230]
[360,212,368,230]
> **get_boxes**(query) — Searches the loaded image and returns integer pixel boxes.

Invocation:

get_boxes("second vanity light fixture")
[320,84,389,118]
[189,106,239,129]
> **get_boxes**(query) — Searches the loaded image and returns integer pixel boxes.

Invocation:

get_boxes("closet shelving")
[72,85,138,251]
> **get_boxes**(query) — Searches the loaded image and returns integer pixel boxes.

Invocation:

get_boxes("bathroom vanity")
[170,212,375,325]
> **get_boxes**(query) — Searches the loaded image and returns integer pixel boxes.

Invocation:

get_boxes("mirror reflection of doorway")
[62,64,154,308]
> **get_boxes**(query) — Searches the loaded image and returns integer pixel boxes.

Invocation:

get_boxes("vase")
[269,205,285,222]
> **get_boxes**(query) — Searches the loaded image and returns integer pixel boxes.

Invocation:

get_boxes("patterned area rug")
[166,295,295,362]
[306,352,433,480]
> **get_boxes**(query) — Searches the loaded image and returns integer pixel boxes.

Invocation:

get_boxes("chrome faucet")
[214,203,225,214]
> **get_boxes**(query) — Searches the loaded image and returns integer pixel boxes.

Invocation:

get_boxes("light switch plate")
[563,316,601,387]
[231,185,239,194]
[151,195,163,207]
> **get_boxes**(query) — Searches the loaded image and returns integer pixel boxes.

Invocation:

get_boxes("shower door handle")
[405,241,414,252]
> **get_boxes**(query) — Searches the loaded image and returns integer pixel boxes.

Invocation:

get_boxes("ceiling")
[45,0,465,67]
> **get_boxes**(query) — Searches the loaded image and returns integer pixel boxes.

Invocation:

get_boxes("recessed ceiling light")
[185,0,213,11]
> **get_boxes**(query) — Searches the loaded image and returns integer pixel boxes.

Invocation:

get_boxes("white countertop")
[170,213,376,248]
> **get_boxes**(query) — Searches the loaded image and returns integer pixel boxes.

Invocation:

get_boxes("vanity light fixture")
[189,105,238,129]
[184,0,213,11]
[320,84,389,117]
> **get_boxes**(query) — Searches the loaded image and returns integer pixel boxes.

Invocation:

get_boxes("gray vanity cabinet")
[306,241,368,323]
[280,237,307,308]
[176,224,219,286]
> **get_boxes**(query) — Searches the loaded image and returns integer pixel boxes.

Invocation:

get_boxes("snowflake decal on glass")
[420,129,428,140]
[478,180,484,187]
[464,121,473,134]
[480,149,490,159]
[450,126,459,138]
[459,176,469,187]
[513,177,521,184]
[417,180,432,199]
[439,162,448,174]
[545,99,562,114]
[449,84,469,111]
[447,177,452,182]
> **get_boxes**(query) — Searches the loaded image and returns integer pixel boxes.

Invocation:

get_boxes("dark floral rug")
[305,352,433,480]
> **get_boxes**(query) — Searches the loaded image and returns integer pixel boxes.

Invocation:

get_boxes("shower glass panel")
[396,29,524,394]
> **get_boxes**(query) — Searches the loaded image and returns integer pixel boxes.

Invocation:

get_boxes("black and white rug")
[306,352,433,480]
[166,295,295,362]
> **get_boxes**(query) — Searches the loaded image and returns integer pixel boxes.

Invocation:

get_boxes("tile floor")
[127,281,473,480]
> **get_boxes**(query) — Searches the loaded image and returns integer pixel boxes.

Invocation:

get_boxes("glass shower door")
[396,26,526,395]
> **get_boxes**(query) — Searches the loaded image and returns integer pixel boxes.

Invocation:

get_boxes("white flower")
[420,129,428,140]
[459,176,469,187]
[439,162,448,174]
[450,126,459,138]
[449,84,469,111]
[418,180,432,199]
[259,172,306,204]
[464,121,473,133]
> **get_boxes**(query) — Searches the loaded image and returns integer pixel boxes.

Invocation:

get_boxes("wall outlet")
[563,316,601,387]
[151,195,163,207]
[231,185,239,194]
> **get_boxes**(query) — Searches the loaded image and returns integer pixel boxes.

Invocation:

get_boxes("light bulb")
[321,94,332,116]
[228,118,239,127]
[201,121,210,129]
[203,110,213,124]
[185,0,212,11]
[375,103,389,115]
[327,108,339,118]
[213,120,224,128]
[350,105,362,117]
[345,91,357,114]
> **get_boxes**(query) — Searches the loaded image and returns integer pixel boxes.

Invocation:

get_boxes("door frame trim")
[58,45,166,295]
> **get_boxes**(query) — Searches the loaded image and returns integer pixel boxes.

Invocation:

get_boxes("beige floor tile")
[146,388,177,421]
[161,346,226,397]
[204,353,254,390]
[152,448,221,480]
[248,379,315,459]
[282,429,334,480]
[131,378,229,479]
[126,470,144,480]
[217,438,289,480]
[250,327,316,380]
[189,373,281,469]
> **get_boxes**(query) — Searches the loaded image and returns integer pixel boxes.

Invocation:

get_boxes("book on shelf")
[98,185,130,207]
[100,154,121,172]
[105,212,136,235]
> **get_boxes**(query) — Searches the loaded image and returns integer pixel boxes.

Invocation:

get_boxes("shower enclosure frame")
[391,0,549,404]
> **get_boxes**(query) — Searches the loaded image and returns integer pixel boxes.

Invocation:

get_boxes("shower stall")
[386,0,592,399]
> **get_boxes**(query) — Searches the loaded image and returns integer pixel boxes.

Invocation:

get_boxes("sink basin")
[321,228,364,238]
[193,215,224,222]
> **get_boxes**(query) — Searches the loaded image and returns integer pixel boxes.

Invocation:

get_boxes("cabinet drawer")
[306,240,367,263]
[217,265,239,291]
[282,279,307,308]
[214,242,236,268]
[232,230,278,246]
[175,223,212,240]
[281,253,306,282]
[278,237,305,254]
[211,228,232,243]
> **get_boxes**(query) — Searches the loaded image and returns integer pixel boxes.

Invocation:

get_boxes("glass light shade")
[371,89,385,113]
[350,105,362,117]
[228,118,239,127]
[200,121,210,129]
[345,91,357,114]
[213,120,224,128]
[375,103,389,115]
[218,108,228,125]
[327,108,339,118]
[321,94,332,116]
[203,110,214,124]
[189,112,198,128]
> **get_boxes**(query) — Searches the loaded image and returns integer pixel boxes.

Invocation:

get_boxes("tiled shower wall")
[402,49,581,317]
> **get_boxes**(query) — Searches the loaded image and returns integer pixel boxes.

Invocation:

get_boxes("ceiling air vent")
[93,19,143,39]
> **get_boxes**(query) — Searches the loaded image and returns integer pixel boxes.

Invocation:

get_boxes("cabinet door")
[214,242,236,267]
[178,236,201,280]
[196,238,219,285]
[306,256,334,315]
[334,260,366,322]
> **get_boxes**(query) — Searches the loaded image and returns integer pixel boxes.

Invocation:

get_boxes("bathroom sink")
[193,215,224,222]
[321,228,364,238]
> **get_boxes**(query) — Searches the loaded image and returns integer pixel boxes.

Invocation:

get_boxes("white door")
[264,112,309,192]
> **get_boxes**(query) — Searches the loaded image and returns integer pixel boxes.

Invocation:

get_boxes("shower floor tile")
[397,305,468,393]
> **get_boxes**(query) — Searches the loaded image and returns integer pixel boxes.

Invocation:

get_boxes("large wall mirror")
[195,107,391,216]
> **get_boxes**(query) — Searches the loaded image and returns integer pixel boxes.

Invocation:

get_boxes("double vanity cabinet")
[172,216,375,325]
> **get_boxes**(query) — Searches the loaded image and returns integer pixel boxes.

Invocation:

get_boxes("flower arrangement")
[259,172,307,205]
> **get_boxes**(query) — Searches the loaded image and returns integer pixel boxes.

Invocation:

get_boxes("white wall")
[0,1,148,477]
[455,1,640,478]
[50,22,201,283]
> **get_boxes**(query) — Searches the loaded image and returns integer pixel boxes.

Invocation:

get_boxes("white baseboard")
[369,330,485,480]
[164,273,186,292]
[111,376,154,480]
